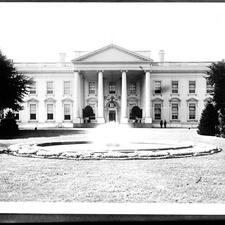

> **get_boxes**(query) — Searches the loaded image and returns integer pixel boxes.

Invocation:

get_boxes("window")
[171,103,178,120]
[206,80,213,94]
[29,81,36,95]
[172,81,178,94]
[189,81,196,94]
[154,81,161,94]
[154,104,161,120]
[47,81,54,95]
[89,82,96,94]
[64,81,71,95]
[47,104,54,120]
[189,103,196,120]
[129,82,136,95]
[109,82,116,94]
[30,104,36,120]
[64,104,71,120]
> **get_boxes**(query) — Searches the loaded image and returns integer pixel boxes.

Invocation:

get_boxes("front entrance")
[109,110,116,122]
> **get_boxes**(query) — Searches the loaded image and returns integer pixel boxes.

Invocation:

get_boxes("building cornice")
[73,44,153,62]
[20,70,74,74]
[74,61,152,65]
[151,69,208,73]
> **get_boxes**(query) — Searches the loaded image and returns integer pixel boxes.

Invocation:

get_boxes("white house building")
[14,44,213,128]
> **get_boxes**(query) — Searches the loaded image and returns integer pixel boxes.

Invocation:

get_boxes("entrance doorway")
[109,110,116,122]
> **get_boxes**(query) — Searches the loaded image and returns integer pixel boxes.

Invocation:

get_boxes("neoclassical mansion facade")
[13,44,213,128]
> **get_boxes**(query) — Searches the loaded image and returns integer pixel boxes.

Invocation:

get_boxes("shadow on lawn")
[0,129,86,139]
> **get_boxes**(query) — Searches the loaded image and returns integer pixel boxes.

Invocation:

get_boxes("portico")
[72,44,153,125]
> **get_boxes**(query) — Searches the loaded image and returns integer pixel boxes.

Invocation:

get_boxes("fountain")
[4,122,222,160]
[90,122,132,149]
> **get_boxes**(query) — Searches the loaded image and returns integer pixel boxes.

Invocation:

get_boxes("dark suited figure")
[164,120,167,128]
[160,120,163,128]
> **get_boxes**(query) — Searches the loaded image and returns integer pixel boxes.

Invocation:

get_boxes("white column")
[73,71,81,123]
[145,70,152,123]
[121,71,128,123]
[97,71,105,123]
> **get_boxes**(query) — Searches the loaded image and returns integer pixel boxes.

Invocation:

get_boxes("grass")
[0,129,85,139]
[0,128,225,203]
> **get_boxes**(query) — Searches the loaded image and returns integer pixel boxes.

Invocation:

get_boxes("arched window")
[152,98,164,120]
[169,97,181,121]
[27,98,39,121]
[186,98,198,121]
[62,98,73,121]
[44,97,56,121]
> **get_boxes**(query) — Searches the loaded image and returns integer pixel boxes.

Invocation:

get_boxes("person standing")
[164,120,167,128]
[160,120,163,128]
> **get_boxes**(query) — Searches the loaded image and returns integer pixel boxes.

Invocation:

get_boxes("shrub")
[82,105,95,123]
[217,113,225,137]
[0,110,18,135]
[130,106,142,121]
[197,102,218,136]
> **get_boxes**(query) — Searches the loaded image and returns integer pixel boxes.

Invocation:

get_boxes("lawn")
[0,128,225,203]
[0,129,85,139]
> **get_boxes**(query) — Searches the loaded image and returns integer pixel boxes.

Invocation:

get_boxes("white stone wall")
[19,71,74,128]
[15,61,212,128]
[149,72,209,127]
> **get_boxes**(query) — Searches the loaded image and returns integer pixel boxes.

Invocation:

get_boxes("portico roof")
[72,44,153,64]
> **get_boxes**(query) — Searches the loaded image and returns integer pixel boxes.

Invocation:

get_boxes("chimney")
[159,50,165,64]
[59,52,66,63]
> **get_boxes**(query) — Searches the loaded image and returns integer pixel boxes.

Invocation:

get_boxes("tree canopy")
[198,60,225,137]
[206,60,225,114]
[0,51,32,111]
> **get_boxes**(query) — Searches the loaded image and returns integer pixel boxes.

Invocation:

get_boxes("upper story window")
[129,82,136,95]
[89,82,96,95]
[47,81,54,95]
[154,81,161,94]
[109,82,116,94]
[189,103,196,120]
[206,80,213,94]
[30,104,37,120]
[64,81,71,95]
[189,81,196,94]
[29,81,36,95]
[172,81,178,94]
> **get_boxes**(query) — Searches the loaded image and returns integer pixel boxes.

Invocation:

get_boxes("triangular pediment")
[73,44,152,63]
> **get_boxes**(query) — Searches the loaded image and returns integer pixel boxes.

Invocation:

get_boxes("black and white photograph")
[1,1,225,222]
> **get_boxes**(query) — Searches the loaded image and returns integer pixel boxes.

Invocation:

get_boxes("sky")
[0,2,225,62]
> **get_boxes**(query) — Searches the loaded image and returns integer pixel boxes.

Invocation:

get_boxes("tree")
[206,60,225,114]
[0,51,32,112]
[205,60,225,137]
[197,102,219,136]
